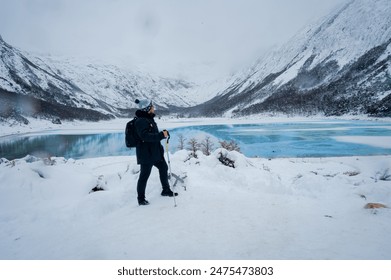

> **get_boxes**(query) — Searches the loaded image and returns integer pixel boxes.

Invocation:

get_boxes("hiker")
[134,99,178,205]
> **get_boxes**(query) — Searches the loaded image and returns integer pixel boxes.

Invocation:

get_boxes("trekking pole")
[165,132,177,207]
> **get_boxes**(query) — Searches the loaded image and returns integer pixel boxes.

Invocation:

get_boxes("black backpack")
[125,117,140,148]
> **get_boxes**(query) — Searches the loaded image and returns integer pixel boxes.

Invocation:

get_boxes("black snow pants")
[137,159,170,201]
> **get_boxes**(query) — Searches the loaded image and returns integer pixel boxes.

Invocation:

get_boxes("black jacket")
[134,110,165,165]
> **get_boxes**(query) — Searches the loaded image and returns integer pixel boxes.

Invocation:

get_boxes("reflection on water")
[0,133,135,160]
[1,121,391,160]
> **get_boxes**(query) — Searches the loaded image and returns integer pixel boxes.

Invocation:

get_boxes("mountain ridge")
[0,35,198,123]
[1,0,391,122]
[188,0,391,117]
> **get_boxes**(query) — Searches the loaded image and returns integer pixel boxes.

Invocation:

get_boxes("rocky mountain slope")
[1,0,391,122]
[0,35,195,123]
[191,0,391,117]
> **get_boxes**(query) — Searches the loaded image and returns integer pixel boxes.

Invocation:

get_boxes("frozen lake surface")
[1,120,391,160]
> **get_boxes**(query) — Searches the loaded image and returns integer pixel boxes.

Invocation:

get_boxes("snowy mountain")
[0,35,196,123]
[2,0,391,122]
[192,0,391,117]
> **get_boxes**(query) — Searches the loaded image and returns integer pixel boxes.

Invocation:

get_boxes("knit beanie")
[135,99,153,112]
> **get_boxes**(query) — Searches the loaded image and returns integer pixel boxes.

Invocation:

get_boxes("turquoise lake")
[1,120,391,160]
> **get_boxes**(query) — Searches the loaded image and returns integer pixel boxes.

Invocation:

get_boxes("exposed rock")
[364,203,388,209]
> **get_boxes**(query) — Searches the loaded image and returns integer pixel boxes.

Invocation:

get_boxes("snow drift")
[1,150,390,260]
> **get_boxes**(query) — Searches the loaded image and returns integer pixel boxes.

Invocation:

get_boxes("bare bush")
[379,168,391,181]
[177,134,186,150]
[201,136,215,156]
[219,140,240,152]
[187,138,201,158]
[218,151,235,168]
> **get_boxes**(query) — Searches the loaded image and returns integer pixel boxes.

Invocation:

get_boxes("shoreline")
[1,114,391,139]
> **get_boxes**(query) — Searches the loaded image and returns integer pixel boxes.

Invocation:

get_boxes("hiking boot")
[138,199,150,206]
[161,189,178,197]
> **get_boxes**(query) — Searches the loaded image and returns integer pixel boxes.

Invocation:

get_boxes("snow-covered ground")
[1,116,391,260]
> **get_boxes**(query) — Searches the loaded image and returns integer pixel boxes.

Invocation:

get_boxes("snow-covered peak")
[239,0,391,89]
[0,36,202,120]
[28,54,196,109]
[302,0,391,67]
[200,0,391,117]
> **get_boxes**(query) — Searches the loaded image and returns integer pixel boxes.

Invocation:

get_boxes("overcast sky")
[0,0,347,82]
